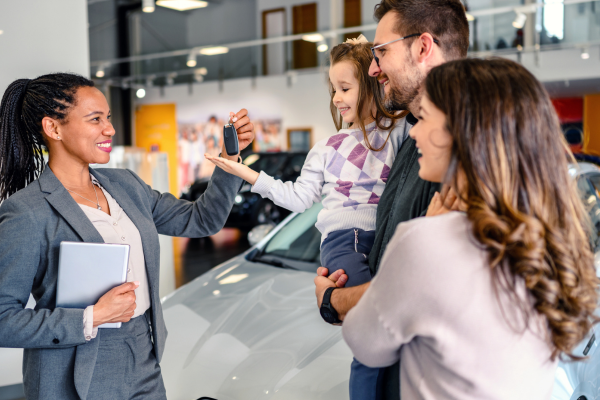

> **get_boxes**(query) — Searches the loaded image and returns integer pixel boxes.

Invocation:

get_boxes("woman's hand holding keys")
[92,281,139,327]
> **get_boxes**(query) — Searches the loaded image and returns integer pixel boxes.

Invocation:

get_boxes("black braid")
[0,73,94,200]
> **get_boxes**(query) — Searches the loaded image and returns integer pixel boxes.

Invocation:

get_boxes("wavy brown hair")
[328,41,406,151]
[425,58,599,360]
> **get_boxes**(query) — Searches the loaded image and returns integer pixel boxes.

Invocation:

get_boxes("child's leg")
[321,229,382,400]
[320,228,376,287]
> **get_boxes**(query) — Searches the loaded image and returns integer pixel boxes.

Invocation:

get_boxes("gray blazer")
[0,165,242,400]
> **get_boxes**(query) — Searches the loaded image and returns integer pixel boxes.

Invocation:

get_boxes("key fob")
[223,123,239,156]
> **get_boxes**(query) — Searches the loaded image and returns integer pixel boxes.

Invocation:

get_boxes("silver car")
[160,163,600,400]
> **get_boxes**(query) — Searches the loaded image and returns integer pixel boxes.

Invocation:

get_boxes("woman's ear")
[41,117,61,142]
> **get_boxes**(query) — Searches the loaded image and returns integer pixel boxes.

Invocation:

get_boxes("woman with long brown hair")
[342,58,599,399]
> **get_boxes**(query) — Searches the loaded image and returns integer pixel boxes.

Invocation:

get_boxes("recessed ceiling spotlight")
[581,47,590,60]
[302,33,324,43]
[512,12,527,29]
[317,41,329,53]
[466,13,475,22]
[200,46,229,56]
[142,0,155,13]
[136,88,146,98]
[156,0,207,11]
[187,51,197,67]
[96,64,107,78]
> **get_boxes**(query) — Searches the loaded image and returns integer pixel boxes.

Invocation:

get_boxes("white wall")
[136,69,335,148]
[0,0,89,96]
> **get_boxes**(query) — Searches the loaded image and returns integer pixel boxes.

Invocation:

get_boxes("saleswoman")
[0,73,254,400]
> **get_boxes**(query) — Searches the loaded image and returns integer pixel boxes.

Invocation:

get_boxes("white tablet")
[56,242,130,328]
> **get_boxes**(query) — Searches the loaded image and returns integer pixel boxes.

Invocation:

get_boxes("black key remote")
[223,123,239,156]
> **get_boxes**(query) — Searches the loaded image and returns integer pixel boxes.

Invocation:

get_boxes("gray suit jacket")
[0,165,242,399]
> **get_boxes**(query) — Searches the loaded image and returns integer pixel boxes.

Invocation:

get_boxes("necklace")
[66,183,102,210]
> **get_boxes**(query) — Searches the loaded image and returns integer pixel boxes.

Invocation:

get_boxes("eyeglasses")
[370,34,441,66]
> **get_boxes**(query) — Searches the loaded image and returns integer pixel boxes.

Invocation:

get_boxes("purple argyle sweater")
[252,118,409,242]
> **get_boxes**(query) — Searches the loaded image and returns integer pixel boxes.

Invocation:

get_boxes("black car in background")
[181,152,308,229]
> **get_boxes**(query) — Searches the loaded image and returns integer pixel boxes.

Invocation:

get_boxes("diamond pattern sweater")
[251,118,410,242]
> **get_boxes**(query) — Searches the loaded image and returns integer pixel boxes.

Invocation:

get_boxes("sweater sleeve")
[342,219,444,368]
[251,144,326,213]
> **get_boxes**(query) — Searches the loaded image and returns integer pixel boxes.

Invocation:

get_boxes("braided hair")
[0,73,94,200]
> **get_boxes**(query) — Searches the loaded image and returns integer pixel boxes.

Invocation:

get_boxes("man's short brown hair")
[374,0,469,60]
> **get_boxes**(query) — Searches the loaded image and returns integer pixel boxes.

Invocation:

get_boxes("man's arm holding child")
[314,267,369,321]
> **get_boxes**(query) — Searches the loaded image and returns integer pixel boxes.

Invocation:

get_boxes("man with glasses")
[315,1,469,399]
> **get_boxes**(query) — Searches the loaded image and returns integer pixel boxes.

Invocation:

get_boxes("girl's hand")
[205,154,260,185]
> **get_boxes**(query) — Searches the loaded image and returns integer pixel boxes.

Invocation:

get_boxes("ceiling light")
[581,47,590,60]
[0,30,4,35]
[197,67,208,75]
[142,0,155,13]
[302,33,324,43]
[200,46,229,56]
[466,13,475,22]
[156,0,208,11]
[136,88,146,98]
[317,41,329,53]
[512,12,527,29]
[96,64,106,78]
[187,51,197,67]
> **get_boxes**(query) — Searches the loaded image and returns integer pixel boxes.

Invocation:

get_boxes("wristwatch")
[320,287,342,325]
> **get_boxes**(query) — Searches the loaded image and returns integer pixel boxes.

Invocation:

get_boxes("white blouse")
[79,175,151,340]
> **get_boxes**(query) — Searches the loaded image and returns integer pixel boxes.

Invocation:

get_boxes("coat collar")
[39,165,105,243]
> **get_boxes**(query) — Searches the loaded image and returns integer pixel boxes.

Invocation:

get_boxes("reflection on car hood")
[160,257,352,400]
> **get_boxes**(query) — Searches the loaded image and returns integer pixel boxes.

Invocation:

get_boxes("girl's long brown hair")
[328,41,406,151]
[425,58,599,360]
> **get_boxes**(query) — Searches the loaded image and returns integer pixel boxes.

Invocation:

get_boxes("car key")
[223,119,239,156]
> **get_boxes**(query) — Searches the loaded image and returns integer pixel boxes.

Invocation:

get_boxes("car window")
[578,175,600,252]
[260,202,323,271]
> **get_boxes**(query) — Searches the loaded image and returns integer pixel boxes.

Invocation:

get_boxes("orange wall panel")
[135,103,178,196]
[583,94,600,156]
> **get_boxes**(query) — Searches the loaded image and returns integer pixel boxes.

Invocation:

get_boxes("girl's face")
[409,94,453,182]
[330,60,366,125]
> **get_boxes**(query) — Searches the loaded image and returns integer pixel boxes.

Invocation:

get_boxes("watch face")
[320,307,334,323]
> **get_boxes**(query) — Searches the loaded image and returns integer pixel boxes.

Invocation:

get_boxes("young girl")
[205,35,407,399]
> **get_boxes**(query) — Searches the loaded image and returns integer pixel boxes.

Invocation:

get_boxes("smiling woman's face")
[54,86,115,165]
[409,94,453,182]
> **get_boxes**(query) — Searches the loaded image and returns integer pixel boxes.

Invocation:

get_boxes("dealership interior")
[1,0,600,399]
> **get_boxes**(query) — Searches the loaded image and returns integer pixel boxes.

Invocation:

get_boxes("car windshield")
[256,202,323,272]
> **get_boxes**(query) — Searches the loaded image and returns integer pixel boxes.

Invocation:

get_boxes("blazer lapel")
[39,167,104,244]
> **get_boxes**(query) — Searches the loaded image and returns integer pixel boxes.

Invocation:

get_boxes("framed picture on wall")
[287,127,312,152]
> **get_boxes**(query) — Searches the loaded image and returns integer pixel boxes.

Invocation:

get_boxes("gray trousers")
[24,313,166,400]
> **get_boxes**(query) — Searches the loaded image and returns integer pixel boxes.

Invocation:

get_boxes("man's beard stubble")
[383,55,425,114]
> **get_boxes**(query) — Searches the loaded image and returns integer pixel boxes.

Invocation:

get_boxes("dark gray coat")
[0,165,242,400]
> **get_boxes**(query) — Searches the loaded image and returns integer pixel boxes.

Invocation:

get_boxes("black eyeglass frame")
[370,33,441,66]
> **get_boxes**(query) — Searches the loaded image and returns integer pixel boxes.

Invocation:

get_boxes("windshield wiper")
[253,255,298,270]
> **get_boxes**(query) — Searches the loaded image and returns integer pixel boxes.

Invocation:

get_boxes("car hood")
[160,257,352,400]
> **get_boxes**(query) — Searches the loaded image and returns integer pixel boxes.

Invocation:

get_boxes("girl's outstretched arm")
[205,154,260,184]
